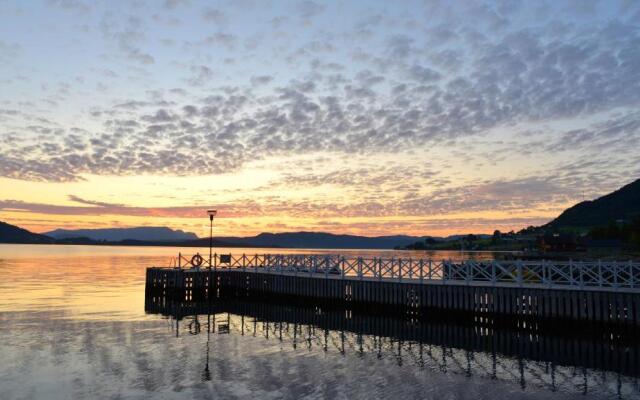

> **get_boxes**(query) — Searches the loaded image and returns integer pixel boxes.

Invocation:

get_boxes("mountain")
[113,237,269,248]
[216,232,427,249]
[545,178,640,230]
[0,221,53,244]
[44,227,199,242]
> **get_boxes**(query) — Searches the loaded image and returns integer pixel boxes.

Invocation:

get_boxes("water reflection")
[146,294,640,399]
[0,245,637,399]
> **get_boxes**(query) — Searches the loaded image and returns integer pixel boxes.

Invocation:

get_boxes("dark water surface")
[1,245,638,399]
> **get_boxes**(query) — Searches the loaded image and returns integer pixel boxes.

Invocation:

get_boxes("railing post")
[324,256,329,279]
[598,260,603,287]
[491,261,496,285]
[378,258,382,281]
[579,261,584,289]
[630,261,634,289]
[178,252,182,269]
[544,260,551,287]
[569,259,574,286]
[341,257,345,279]
[443,260,447,282]
[419,259,424,283]
[358,257,363,279]
[428,260,432,280]
[408,258,413,280]
[517,260,523,287]
[465,260,470,285]
[398,258,402,282]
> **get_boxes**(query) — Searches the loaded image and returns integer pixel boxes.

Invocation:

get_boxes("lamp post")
[207,209,217,269]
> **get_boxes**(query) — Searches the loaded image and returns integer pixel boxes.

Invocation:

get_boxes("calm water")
[0,244,638,399]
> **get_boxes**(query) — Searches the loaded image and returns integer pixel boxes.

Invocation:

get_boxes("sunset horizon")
[0,185,617,238]
[3,1,639,238]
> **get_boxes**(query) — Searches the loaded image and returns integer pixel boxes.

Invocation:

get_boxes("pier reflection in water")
[145,294,640,399]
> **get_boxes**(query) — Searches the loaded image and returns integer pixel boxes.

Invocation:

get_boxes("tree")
[492,230,501,243]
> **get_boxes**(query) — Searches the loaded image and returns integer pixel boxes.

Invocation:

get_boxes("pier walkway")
[146,253,640,325]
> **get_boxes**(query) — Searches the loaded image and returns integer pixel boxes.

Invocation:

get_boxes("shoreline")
[1,242,638,261]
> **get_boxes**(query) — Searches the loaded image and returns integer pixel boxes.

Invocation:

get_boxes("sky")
[1,0,639,238]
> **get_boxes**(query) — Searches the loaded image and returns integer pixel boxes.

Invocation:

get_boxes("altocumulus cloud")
[0,0,638,195]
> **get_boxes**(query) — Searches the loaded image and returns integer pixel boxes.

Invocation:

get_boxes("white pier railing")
[168,253,640,291]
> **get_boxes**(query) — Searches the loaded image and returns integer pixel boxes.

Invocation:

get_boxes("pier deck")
[146,253,640,325]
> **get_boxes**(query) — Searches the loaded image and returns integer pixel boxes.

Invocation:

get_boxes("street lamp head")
[207,210,217,269]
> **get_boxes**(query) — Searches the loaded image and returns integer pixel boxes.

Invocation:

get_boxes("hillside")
[44,227,198,242]
[0,221,53,244]
[545,178,640,230]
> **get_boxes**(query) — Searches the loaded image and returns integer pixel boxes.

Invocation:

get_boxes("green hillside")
[0,221,53,244]
[545,178,640,230]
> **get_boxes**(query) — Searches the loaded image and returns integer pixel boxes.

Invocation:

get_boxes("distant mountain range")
[215,232,428,249]
[545,178,640,230]
[44,227,198,242]
[0,223,484,249]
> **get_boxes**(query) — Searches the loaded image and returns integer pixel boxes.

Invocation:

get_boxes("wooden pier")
[146,253,640,325]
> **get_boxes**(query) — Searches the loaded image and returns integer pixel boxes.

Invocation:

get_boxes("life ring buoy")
[190,254,203,268]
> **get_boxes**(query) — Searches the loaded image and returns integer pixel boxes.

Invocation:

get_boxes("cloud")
[0,40,20,62]
[187,65,214,86]
[0,199,247,219]
[100,13,155,64]
[250,75,273,86]
[203,32,237,49]
[295,1,325,19]
[407,65,441,82]
[0,195,552,232]
[47,0,91,14]
[1,0,639,201]
[201,7,226,23]
[68,195,125,208]
[163,0,189,9]
[386,35,414,59]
